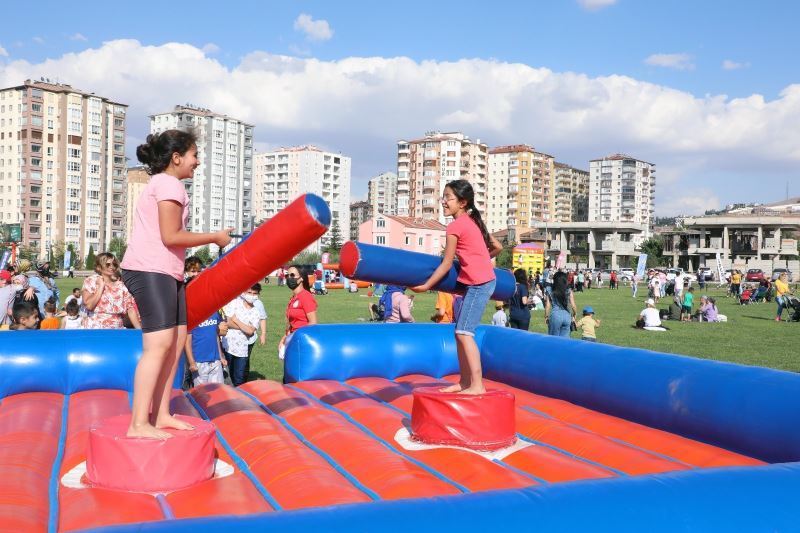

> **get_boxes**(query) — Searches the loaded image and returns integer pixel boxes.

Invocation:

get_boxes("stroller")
[739,286,757,305]
[785,295,800,322]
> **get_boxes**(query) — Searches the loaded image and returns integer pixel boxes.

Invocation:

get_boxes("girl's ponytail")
[468,200,492,250]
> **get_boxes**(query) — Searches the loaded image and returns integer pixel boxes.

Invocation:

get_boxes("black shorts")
[122,269,186,333]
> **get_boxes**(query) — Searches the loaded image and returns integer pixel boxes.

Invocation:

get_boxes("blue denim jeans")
[455,279,496,336]
[225,352,249,387]
[548,308,572,337]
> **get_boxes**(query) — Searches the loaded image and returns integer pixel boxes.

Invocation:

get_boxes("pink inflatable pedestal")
[86,414,216,493]
[410,387,516,451]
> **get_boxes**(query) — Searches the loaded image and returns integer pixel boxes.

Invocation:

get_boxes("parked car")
[619,268,635,282]
[666,268,684,282]
[771,268,794,282]
[697,267,714,281]
[745,269,765,282]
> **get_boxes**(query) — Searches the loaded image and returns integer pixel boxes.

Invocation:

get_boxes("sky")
[1,0,799,215]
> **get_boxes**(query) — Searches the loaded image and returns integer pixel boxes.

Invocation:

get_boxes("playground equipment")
[339,241,516,301]
[0,325,798,531]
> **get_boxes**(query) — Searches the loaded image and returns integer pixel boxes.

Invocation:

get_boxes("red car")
[745,268,765,282]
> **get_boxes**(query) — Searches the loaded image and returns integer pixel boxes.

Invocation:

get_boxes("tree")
[17,243,40,262]
[324,219,343,255]
[108,237,127,259]
[495,245,514,269]
[639,237,669,268]
[85,245,96,271]
[293,250,321,266]
[50,240,66,271]
[194,245,214,265]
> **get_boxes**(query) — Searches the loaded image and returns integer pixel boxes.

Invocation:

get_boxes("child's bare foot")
[460,385,486,395]
[154,414,195,431]
[127,423,172,440]
[439,383,465,393]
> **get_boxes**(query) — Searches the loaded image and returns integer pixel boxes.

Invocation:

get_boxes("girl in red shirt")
[279,265,318,357]
[413,180,502,394]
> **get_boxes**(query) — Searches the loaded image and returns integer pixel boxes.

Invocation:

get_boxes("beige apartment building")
[589,153,655,234]
[367,171,398,216]
[487,145,555,235]
[396,131,488,223]
[125,166,150,243]
[0,79,127,261]
[253,145,351,253]
[553,163,589,222]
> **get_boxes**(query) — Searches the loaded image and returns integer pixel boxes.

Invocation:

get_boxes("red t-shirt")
[447,215,495,285]
[286,289,318,331]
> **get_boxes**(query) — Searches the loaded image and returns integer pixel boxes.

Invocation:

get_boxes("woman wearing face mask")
[222,283,263,386]
[278,265,318,359]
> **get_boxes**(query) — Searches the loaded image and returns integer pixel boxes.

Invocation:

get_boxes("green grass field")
[55,278,798,382]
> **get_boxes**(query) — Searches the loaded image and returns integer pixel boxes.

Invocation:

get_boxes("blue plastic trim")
[304,193,332,227]
[47,394,69,533]
[154,495,174,520]
[235,388,380,501]
[520,406,694,469]
[341,380,623,478]
[285,383,470,494]
[184,393,282,511]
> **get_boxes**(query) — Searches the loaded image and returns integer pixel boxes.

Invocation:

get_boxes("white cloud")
[201,43,220,55]
[293,14,334,42]
[577,0,618,10]
[659,188,722,215]
[32,36,45,45]
[0,45,7,57]
[2,40,797,215]
[69,33,88,42]
[644,53,694,71]
[722,59,750,70]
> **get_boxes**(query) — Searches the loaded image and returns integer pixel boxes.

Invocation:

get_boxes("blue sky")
[2,0,799,214]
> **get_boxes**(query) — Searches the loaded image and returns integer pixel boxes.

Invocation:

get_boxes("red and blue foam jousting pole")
[186,194,331,329]
[339,240,516,301]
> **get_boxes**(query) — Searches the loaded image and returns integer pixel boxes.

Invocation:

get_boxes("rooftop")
[382,215,447,231]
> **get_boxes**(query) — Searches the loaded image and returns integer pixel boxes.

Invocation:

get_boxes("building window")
[376,218,385,228]
[405,236,410,245]
[376,236,386,245]
[418,237,423,246]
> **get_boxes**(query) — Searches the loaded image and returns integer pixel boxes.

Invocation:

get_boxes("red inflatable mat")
[86,414,216,493]
[411,387,516,451]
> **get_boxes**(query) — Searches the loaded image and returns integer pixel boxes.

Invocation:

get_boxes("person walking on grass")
[413,180,503,395]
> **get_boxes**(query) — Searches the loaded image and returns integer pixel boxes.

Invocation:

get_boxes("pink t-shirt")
[447,215,495,285]
[121,173,189,280]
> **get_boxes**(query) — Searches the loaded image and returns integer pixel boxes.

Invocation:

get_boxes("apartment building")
[396,131,488,223]
[588,153,655,233]
[125,166,150,243]
[553,163,589,222]
[253,145,351,253]
[349,200,371,241]
[488,145,555,234]
[0,79,127,260]
[367,171,398,216]
[150,105,254,246]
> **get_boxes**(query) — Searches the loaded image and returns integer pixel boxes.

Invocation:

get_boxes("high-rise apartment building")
[488,145,555,234]
[396,132,488,223]
[349,200,371,241]
[367,171,398,216]
[589,154,655,230]
[0,79,127,260]
[150,105,254,244]
[125,166,150,243]
[253,145,351,253]
[553,163,589,222]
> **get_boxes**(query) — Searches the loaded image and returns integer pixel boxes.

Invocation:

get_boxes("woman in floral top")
[82,252,141,329]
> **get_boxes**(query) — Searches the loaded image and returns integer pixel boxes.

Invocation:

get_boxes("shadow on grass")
[741,315,779,321]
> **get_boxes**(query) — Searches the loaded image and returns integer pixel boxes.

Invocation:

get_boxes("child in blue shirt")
[185,310,228,386]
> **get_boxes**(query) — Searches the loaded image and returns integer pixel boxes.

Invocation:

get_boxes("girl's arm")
[569,291,577,319]
[488,235,503,258]
[185,334,198,371]
[544,296,551,323]
[158,201,232,248]
[412,235,458,292]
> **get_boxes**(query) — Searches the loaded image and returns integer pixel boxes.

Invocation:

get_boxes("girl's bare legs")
[151,325,193,431]
[458,334,485,395]
[440,333,480,393]
[127,329,177,439]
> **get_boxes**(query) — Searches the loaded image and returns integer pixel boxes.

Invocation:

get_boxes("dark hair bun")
[135,130,198,175]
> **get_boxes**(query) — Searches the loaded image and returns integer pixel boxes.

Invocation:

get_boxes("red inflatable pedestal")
[86,414,216,493]
[410,387,516,451]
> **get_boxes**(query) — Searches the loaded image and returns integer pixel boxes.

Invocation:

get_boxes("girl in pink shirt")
[413,180,502,394]
[121,130,231,440]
